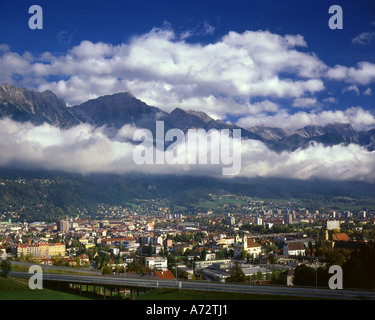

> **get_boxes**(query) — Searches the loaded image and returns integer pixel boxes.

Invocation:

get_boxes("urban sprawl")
[1,194,374,287]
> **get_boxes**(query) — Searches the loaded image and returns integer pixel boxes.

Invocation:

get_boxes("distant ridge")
[0,83,80,128]
[1,83,375,152]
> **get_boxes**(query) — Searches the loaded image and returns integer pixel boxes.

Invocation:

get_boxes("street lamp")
[314,260,318,290]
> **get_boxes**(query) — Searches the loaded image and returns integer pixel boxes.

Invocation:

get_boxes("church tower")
[242,234,247,250]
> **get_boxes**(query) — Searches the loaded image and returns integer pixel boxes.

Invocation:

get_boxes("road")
[10,271,375,300]
[9,260,101,275]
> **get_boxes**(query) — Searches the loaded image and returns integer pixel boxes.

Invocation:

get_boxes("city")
[1,191,375,296]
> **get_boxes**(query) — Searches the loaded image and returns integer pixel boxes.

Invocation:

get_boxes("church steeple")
[242,234,247,249]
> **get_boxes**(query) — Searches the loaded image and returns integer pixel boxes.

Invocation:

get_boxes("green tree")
[293,264,329,287]
[342,243,375,289]
[94,255,103,269]
[271,269,285,285]
[101,266,112,275]
[200,249,207,261]
[256,270,263,281]
[228,262,246,283]
[0,260,11,278]
[293,265,316,286]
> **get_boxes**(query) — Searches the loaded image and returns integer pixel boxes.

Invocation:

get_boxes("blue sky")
[1,0,375,130]
[2,1,374,61]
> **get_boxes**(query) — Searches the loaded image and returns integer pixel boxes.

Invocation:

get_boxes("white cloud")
[0,27,327,119]
[238,139,375,182]
[180,20,216,40]
[0,118,137,174]
[343,84,360,95]
[1,25,375,133]
[246,100,279,114]
[236,107,375,131]
[327,62,375,85]
[352,31,375,45]
[292,97,318,108]
[1,118,375,182]
[364,87,372,96]
[323,97,338,104]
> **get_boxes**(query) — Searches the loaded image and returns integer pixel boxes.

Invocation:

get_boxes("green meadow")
[0,276,91,300]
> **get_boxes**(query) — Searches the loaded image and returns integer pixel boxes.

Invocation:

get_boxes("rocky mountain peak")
[1,84,375,152]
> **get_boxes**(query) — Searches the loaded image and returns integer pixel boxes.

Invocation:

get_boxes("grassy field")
[11,263,98,275]
[0,276,92,300]
[0,274,323,301]
[134,288,316,300]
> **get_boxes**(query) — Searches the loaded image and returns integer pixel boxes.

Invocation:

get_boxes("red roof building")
[154,270,176,280]
[331,233,350,242]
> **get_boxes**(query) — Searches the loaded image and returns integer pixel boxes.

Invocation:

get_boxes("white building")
[256,217,263,226]
[144,256,168,271]
[205,252,216,261]
[326,220,340,230]
[234,234,262,258]
[265,222,273,229]
[358,211,366,218]
[282,242,306,256]
[194,259,232,270]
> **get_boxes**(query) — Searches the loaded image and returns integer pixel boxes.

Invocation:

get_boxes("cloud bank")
[1,118,375,182]
[1,26,375,182]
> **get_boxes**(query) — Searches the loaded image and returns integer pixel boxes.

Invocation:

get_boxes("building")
[84,243,95,250]
[205,252,216,261]
[144,223,154,232]
[282,242,306,256]
[264,222,273,229]
[285,269,295,286]
[174,243,193,255]
[283,214,292,225]
[47,243,66,257]
[59,220,70,233]
[234,234,262,258]
[144,256,168,271]
[15,242,66,258]
[194,259,232,270]
[226,216,236,226]
[142,270,176,280]
[163,239,173,248]
[343,211,353,218]
[201,263,271,283]
[16,243,48,258]
[256,217,263,226]
[0,246,8,260]
[358,210,367,219]
[77,254,90,266]
[331,232,350,242]
[240,264,272,280]
[326,220,340,230]
[216,237,234,248]
[154,270,175,280]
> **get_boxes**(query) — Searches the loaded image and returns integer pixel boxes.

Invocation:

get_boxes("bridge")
[9,271,375,300]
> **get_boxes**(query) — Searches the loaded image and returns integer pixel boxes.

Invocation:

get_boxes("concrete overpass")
[9,271,375,300]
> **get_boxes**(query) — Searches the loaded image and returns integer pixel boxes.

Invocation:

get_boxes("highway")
[10,271,375,300]
[9,260,101,275]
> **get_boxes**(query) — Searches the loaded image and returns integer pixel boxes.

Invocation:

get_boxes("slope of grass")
[0,276,92,300]
[134,288,314,300]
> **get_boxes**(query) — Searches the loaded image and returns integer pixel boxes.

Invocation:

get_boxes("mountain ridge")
[0,83,81,128]
[1,83,375,152]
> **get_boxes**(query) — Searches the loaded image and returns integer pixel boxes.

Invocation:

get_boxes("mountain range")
[1,83,375,152]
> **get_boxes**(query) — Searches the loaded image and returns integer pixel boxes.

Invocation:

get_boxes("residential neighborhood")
[1,196,374,288]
